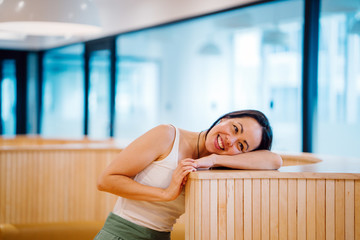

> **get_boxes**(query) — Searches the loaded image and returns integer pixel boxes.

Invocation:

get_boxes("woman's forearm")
[97,174,170,201]
[213,150,282,170]
[196,150,282,170]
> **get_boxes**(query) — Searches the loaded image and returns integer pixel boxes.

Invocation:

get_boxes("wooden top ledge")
[190,153,360,180]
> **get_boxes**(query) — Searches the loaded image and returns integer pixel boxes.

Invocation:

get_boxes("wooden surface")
[185,154,360,240]
[0,141,120,224]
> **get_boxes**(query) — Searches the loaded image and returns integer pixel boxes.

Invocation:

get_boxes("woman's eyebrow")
[237,122,244,133]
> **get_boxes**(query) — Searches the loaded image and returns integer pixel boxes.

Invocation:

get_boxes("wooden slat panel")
[297,179,306,240]
[188,177,195,240]
[194,179,201,240]
[306,180,316,240]
[345,180,354,240]
[226,180,235,240]
[326,180,335,240]
[261,179,270,240]
[287,179,297,240]
[201,180,210,240]
[218,179,227,240]
[269,179,278,240]
[279,179,288,240]
[252,179,261,240]
[355,180,360,240]
[185,174,191,240]
[0,149,119,224]
[0,152,6,222]
[234,179,243,240]
[335,180,345,240]
[316,180,326,240]
[243,179,252,240]
[210,179,218,240]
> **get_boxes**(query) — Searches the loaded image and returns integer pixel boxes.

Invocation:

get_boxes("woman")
[95,110,282,240]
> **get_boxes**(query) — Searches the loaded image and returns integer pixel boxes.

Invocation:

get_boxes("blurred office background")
[0,0,359,157]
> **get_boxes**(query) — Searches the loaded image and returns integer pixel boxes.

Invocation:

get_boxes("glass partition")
[316,0,360,157]
[115,0,304,152]
[1,59,17,136]
[88,49,111,139]
[41,44,85,138]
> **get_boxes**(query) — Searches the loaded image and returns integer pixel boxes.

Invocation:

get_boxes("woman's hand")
[164,158,197,201]
[195,154,217,169]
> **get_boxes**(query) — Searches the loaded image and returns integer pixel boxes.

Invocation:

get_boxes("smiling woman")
[95,109,282,240]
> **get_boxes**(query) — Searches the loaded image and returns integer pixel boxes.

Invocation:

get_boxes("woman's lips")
[215,134,224,150]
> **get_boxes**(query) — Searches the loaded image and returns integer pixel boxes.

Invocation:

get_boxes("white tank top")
[112,126,185,232]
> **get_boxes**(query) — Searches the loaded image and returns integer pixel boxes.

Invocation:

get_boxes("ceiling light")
[262,28,289,46]
[0,30,26,40]
[0,0,102,38]
[199,41,221,56]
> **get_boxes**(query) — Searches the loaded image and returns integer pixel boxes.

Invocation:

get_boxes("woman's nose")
[226,135,236,146]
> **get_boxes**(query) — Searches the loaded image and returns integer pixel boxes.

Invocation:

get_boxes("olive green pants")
[94,212,171,240]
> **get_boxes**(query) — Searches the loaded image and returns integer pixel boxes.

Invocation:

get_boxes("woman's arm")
[97,124,197,201]
[195,150,282,170]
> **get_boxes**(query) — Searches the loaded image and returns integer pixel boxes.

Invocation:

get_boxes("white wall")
[95,0,259,35]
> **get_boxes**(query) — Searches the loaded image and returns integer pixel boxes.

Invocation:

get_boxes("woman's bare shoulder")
[126,124,176,155]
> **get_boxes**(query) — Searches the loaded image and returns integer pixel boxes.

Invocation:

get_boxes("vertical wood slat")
[335,180,345,240]
[188,177,195,240]
[297,179,306,240]
[306,180,316,240]
[210,179,218,240]
[261,179,270,240]
[288,179,297,240]
[316,180,326,240]
[243,179,252,240]
[252,179,261,240]
[226,180,235,240]
[201,180,210,240]
[269,179,278,240]
[185,175,191,240]
[345,180,354,240]
[279,179,288,240]
[326,180,336,240]
[0,152,6,222]
[355,180,360,240]
[194,179,201,240]
[218,179,227,240]
[234,179,243,240]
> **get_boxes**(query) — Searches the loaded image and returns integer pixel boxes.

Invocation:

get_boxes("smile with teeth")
[217,135,224,150]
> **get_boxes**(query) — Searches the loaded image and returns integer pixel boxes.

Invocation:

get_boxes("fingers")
[178,158,197,168]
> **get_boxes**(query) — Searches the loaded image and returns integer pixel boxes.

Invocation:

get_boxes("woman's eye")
[239,142,244,151]
[233,125,238,133]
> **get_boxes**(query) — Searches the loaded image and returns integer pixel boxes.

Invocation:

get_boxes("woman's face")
[205,117,263,155]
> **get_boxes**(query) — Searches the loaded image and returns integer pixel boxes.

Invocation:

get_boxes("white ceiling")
[0,0,359,51]
[0,0,257,51]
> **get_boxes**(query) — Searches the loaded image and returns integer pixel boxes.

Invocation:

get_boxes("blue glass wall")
[33,0,360,157]
[1,59,17,136]
[115,0,304,152]
[315,0,360,157]
[41,44,85,138]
